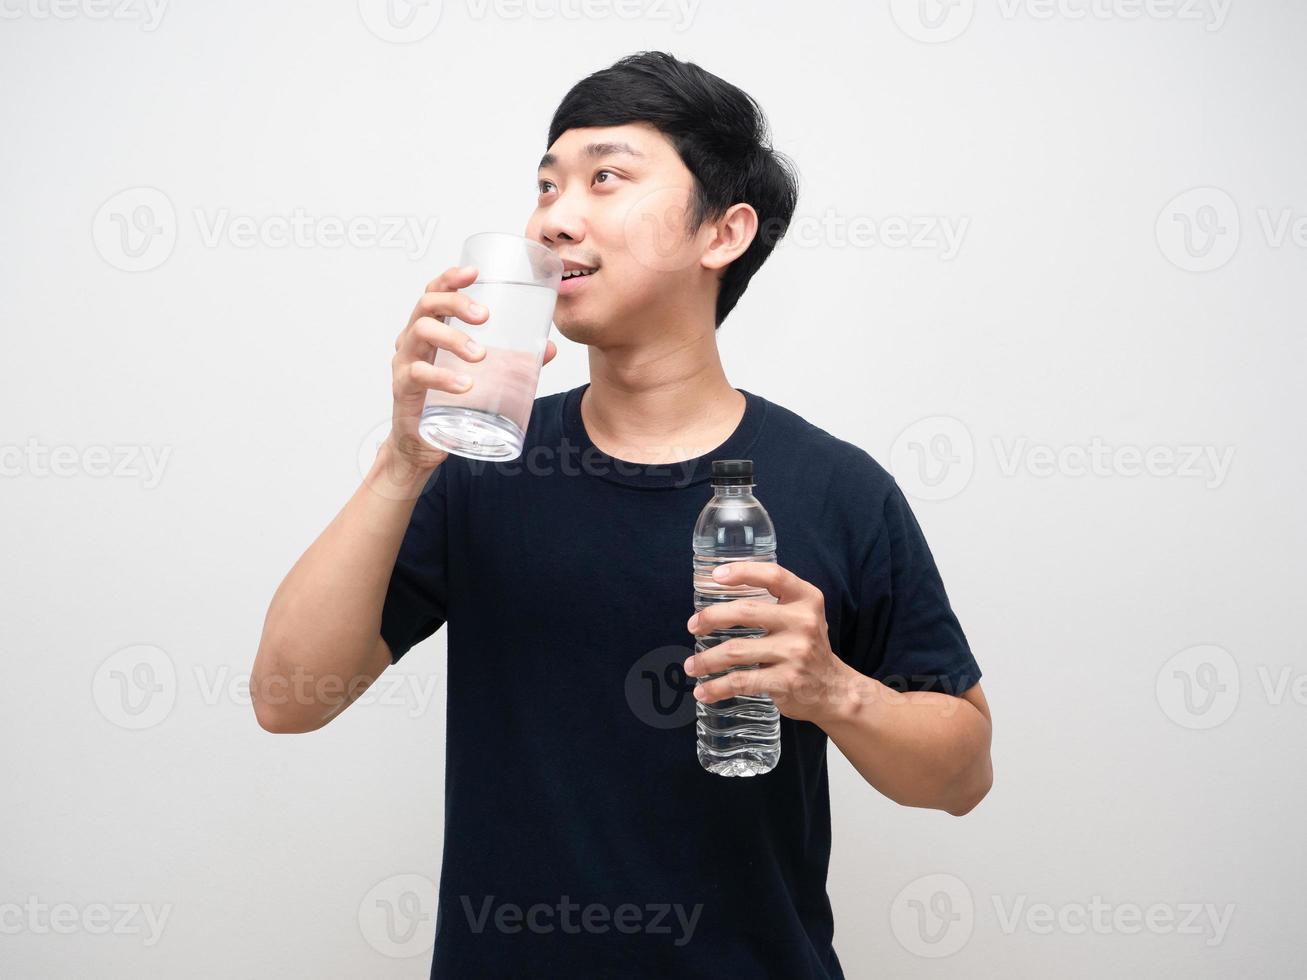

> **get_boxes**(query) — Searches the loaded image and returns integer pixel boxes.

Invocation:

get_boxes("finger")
[694,666,783,704]
[687,598,788,637]
[710,561,821,604]
[399,359,475,398]
[408,288,489,333]
[542,339,558,366]
[424,265,478,293]
[686,637,780,679]
[396,287,487,350]
[403,316,486,364]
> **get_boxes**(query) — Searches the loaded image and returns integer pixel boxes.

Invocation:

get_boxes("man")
[253,50,992,979]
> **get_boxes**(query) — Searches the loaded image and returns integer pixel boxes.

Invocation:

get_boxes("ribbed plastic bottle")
[691,459,781,776]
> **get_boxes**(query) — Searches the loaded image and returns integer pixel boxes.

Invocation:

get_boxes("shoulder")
[751,391,903,549]
[755,392,898,498]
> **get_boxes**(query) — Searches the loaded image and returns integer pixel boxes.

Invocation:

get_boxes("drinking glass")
[418,233,563,461]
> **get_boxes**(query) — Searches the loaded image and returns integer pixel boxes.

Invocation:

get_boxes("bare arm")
[685,562,992,815]
[821,678,992,816]
[250,444,437,733]
[251,264,558,733]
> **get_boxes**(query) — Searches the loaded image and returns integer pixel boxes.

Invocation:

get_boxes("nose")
[534,189,587,248]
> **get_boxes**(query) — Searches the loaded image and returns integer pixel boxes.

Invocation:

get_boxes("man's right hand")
[387,264,559,473]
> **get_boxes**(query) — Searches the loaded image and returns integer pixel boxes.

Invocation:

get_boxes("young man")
[253,51,991,979]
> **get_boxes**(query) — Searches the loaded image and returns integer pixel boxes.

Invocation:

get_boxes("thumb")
[542,339,559,366]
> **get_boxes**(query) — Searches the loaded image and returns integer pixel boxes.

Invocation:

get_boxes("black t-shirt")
[381,383,981,979]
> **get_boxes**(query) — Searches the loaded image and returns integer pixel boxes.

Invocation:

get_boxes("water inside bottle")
[692,540,782,777]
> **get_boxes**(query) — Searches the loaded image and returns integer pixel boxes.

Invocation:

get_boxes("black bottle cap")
[711,459,755,486]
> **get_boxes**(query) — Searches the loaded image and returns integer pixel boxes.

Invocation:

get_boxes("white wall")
[2,1,1302,976]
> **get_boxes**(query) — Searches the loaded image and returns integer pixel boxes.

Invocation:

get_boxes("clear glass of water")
[418,233,563,461]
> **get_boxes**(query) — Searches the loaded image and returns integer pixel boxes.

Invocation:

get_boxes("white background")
[2,0,1303,976]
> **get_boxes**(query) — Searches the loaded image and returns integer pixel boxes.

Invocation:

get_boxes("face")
[525,123,725,346]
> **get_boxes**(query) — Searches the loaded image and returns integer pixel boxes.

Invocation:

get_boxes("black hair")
[546,51,800,329]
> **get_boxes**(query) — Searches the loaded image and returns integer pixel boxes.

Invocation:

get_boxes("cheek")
[618,186,700,276]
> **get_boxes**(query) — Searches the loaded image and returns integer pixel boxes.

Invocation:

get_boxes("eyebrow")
[538,142,645,172]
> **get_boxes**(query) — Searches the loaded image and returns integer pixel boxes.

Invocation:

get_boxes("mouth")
[559,266,598,296]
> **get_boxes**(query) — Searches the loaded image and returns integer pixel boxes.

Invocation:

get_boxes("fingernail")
[684,658,697,677]
[454,374,472,387]
[466,340,483,355]
[469,303,487,317]
[687,615,699,630]
[713,565,731,580]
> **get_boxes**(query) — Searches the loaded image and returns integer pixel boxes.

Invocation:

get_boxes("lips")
[558,267,597,296]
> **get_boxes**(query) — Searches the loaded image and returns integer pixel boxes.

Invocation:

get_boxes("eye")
[538,170,618,195]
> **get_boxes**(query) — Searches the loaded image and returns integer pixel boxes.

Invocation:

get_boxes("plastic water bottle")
[691,459,781,776]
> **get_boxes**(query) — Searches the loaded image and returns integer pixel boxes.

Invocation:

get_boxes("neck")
[581,330,744,466]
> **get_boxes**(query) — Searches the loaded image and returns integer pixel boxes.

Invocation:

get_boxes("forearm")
[251,441,435,731]
[818,665,992,815]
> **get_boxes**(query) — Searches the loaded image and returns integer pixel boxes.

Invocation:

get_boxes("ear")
[700,203,759,273]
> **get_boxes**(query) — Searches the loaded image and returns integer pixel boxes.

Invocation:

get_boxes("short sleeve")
[846,482,981,697]
[379,463,451,664]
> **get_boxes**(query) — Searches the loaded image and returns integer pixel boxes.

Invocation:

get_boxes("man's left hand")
[685,561,854,725]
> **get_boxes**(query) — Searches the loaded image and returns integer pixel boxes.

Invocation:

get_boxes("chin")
[552,310,606,346]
